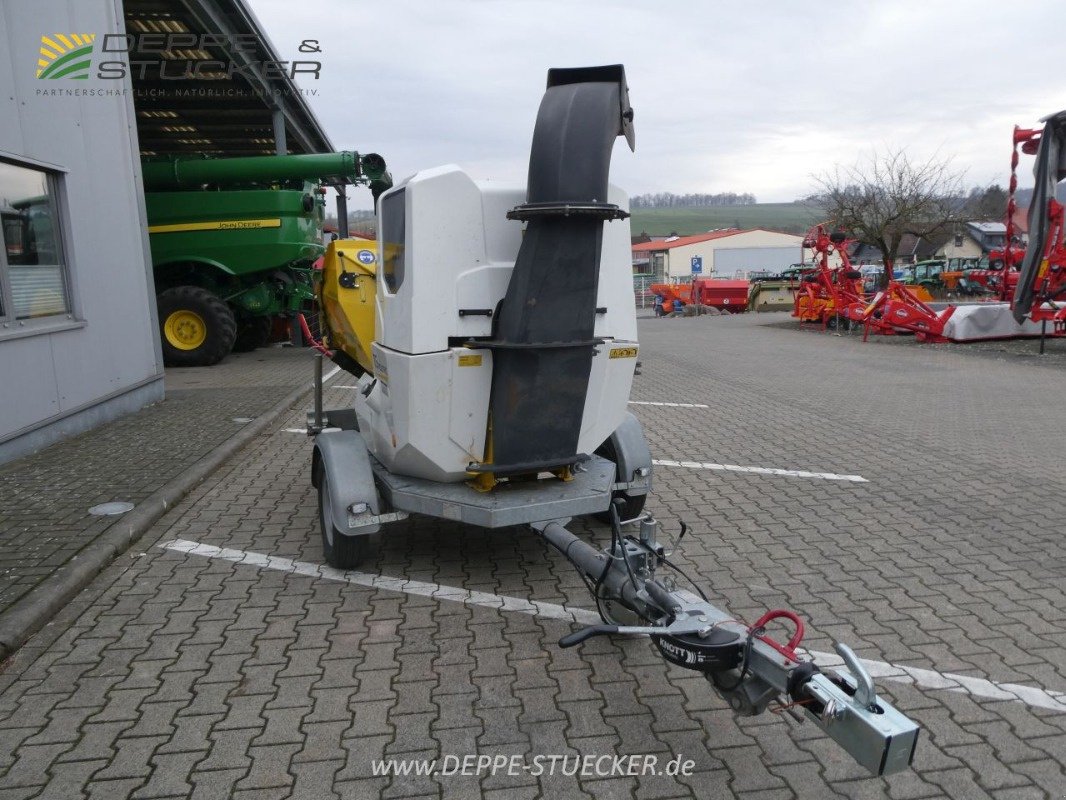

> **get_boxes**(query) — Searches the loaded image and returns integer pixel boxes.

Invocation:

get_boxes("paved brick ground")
[0,347,312,615]
[0,313,1063,799]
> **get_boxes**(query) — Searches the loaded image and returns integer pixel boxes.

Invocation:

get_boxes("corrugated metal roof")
[125,0,333,158]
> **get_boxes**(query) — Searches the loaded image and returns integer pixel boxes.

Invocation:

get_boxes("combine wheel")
[158,286,237,367]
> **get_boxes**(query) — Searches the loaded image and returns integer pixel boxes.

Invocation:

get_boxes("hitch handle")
[559,625,618,648]
[834,642,877,710]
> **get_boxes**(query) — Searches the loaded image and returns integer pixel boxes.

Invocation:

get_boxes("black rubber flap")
[485,68,632,474]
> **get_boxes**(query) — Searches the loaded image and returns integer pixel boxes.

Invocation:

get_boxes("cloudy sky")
[252,0,1063,209]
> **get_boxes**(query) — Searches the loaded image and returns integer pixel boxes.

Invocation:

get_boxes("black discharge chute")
[478,65,635,476]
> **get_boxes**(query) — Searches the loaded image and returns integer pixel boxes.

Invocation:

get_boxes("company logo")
[356,249,376,265]
[37,34,97,80]
[33,33,322,85]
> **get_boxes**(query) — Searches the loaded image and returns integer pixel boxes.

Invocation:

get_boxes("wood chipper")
[307,64,919,777]
[142,151,391,366]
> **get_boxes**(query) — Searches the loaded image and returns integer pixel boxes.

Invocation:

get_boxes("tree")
[961,184,1009,220]
[813,149,965,286]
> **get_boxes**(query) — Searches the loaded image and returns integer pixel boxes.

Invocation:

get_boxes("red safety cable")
[297,312,333,357]
[749,609,805,661]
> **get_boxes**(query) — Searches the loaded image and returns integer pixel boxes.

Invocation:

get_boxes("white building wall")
[662,230,804,278]
[939,237,984,260]
[0,0,163,462]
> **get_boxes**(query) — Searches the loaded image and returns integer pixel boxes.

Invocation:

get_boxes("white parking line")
[629,401,710,409]
[653,459,868,483]
[162,539,597,624]
[161,538,1066,714]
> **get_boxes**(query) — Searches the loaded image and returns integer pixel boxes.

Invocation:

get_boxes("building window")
[0,159,70,321]
[652,253,665,280]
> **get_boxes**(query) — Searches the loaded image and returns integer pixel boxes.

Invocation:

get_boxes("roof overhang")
[124,0,332,158]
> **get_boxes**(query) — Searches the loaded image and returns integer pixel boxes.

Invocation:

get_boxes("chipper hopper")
[307,65,919,778]
[143,150,391,366]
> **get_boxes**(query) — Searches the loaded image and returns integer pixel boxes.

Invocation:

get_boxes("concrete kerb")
[0,375,318,660]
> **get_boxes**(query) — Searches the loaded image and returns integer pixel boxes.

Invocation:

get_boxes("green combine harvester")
[142,152,390,366]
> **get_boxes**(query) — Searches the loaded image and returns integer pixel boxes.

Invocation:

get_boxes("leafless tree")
[813,149,965,286]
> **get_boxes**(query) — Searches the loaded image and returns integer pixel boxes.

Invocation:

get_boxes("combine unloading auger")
[310,65,920,777]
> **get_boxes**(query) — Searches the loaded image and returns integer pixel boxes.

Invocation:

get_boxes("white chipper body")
[359,167,639,484]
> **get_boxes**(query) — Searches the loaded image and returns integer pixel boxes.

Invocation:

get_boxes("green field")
[630,203,824,237]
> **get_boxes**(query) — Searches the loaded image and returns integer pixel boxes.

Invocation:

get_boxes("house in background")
[849,233,943,267]
[938,221,1012,261]
[631,229,804,281]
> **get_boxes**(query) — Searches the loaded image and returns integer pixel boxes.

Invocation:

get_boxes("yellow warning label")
[609,347,638,359]
[457,354,483,367]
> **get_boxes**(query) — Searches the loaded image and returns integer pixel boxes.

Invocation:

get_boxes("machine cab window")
[380,189,406,293]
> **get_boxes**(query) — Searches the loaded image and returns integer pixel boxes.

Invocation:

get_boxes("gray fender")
[606,412,653,496]
[311,430,381,536]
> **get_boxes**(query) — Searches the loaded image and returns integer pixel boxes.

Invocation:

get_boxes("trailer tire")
[316,460,371,570]
[158,286,237,367]
[593,436,647,524]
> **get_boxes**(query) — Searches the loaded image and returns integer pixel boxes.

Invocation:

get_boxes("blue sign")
[357,249,376,264]
[691,255,703,274]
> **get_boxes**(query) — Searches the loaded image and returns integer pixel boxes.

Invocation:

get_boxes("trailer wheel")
[593,437,647,524]
[595,582,641,626]
[158,286,237,367]
[316,461,370,570]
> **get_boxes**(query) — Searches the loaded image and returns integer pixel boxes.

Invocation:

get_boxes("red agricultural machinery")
[791,226,869,329]
[806,112,1066,344]
[650,279,750,313]
[1009,114,1066,333]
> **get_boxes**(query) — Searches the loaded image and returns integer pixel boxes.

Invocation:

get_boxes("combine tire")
[232,317,273,352]
[158,286,237,367]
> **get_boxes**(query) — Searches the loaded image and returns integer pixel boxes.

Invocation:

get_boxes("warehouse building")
[0,0,333,463]
[632,229,805,281]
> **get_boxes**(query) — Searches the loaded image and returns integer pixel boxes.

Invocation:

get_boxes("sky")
[250,0,1065,210]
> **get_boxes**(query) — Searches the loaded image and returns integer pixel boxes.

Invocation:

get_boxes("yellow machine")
[319,239,378,374]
